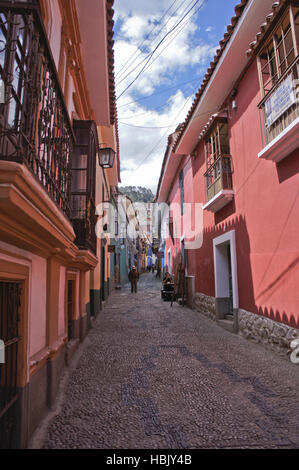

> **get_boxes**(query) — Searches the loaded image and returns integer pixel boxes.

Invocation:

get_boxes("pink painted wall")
[0,242,47,358]
[166,169,180,275]
[58,266,66,337]
[166,156,197,277]
[191,138,216,296]
[229,59,299,327]
[190,58,299,328]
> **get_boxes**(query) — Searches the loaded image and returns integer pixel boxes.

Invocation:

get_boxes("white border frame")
[213,229,239,309]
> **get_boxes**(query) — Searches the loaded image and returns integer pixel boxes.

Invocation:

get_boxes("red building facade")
[156,0,299,349]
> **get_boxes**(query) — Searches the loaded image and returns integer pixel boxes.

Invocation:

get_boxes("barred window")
[204,119,232,202]
[205,121,230,168]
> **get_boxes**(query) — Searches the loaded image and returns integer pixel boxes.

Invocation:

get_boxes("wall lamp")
[98,144,116,168]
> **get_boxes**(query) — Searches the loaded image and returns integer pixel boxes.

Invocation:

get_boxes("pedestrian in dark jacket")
[128,266,139,293]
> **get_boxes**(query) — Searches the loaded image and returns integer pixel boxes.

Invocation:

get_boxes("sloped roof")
[107,0,117,126]
[173,0,248,152]
[245,0,287,57]
[106,0,120,180]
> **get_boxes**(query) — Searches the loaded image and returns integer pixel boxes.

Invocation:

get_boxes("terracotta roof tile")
[106,0,117,126]
[172,0,248,152]
[106,0,120,178]
[245,1,286,57]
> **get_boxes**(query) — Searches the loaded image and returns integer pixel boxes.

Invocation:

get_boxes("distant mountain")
[119,186,154,203]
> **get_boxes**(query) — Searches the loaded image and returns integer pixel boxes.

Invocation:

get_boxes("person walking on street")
[155,263,161,278]
[129,266,139,293]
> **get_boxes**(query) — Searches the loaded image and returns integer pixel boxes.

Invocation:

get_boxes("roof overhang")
[175,0,275,155]
[156,133,184,203]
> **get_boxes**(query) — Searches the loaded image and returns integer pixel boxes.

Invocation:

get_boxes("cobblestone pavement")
[41,273,299,449]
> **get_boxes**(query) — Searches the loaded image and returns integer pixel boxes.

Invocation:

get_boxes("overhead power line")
[116,0,207,100]
[135,4,205,81]
[118,76,205,119]
[116,0,183,82]
[117,0,206,90]
[119,106,216,130]
[116,0,203,94]
[119,122,181,129]
[116,0,194,85]
[117,76,201,109]
[131,95,194,173]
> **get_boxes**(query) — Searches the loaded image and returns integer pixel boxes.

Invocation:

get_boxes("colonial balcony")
[258,55,299,163]
[0,3,74,217]
[203,155,234,213]
[70,120,99,256]
[70,197,97,255]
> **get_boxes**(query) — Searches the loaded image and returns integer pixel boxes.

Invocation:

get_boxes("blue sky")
[113,0,239,193]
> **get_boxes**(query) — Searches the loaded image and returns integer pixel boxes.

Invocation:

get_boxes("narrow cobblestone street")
[38,273,299,449]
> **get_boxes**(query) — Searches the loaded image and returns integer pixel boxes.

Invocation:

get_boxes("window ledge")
[203,189,234,213]
[258,116,299,163]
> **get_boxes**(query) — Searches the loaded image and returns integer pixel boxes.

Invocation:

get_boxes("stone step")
[225,314,234,320]
[216,318,235,333]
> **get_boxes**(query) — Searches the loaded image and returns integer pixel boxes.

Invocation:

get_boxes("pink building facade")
[156,0,299,349]
[0,0,119,448]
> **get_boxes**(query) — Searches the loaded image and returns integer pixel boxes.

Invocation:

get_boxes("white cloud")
[118,90,193,193]
[113,0,216,193]
[118,16,154,44]
[114,0,176,20]
[115,2,214,98]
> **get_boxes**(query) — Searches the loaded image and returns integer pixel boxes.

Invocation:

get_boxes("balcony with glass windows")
[70,120,99,256]
[257,4,299,163]
[203,155,234,213]
[202,118,234,213]
[0,3,74,217]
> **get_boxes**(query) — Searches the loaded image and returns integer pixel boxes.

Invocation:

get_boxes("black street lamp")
[98,145,116,168]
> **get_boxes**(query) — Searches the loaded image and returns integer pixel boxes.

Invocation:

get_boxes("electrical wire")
[116,0,195,85]
[130,94,194,173]
[116,0,201,90]
[119,122,181,129]
[116,0,183,82]
[116,0,182,81]
[120,104,220,188]
[119,106,216,129]
[118,78,202,119]
[117,76,201,109]
[116,0,207,100]
[133,0,208,81]
[119,101,174,119]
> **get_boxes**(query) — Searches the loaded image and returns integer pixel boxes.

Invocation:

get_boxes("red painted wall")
[228,60,299,327]
[167,58,299,328]
[165,156,196,277]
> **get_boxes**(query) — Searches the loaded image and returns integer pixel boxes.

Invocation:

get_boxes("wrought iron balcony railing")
[70,196,97,255]
[258,55,299,147]
[204,154,233,202]
[0,3,74,217]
